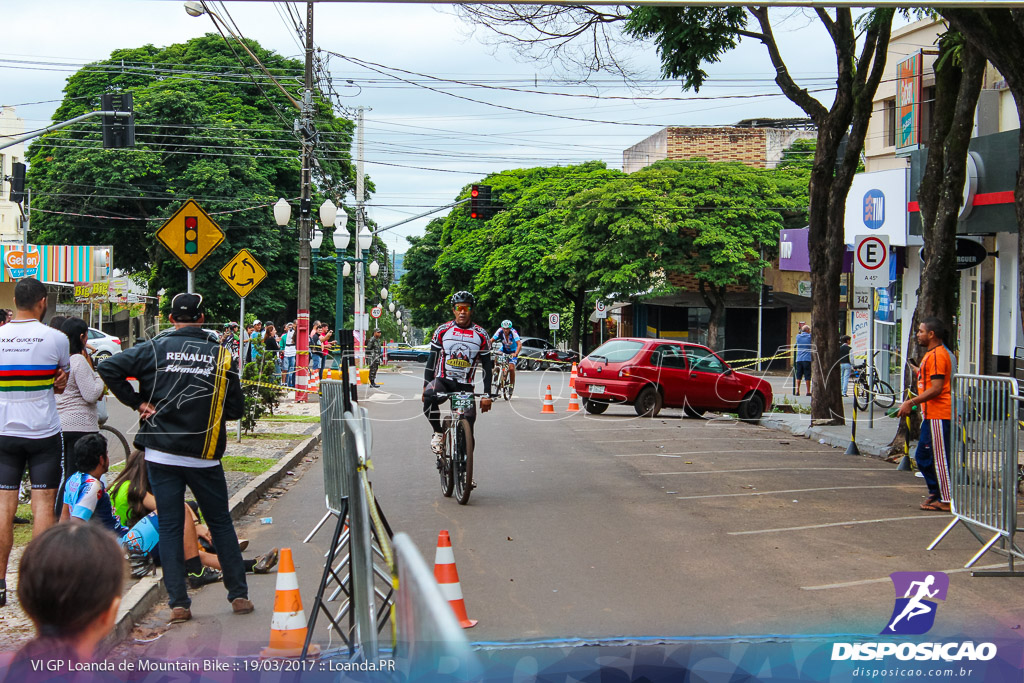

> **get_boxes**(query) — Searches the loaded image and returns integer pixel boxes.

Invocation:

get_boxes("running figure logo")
[882,572,949,635]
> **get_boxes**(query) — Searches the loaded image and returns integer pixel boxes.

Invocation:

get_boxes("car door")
[649,343,689,406]
[684,346,745,410]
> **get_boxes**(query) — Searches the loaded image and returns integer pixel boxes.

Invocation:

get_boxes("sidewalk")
[0,397,322,657]
[760,374,903,459]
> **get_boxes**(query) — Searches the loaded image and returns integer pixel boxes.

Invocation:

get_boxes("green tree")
[26,35,355,325]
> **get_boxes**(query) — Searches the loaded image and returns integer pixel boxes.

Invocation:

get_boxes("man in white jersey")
[0,277,70,607]
[422,291,493,455]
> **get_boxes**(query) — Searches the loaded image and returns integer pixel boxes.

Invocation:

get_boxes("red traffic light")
[471,188,479,198]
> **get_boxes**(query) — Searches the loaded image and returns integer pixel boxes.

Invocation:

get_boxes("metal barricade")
[393,533,481,680]
[928,374,1024,575]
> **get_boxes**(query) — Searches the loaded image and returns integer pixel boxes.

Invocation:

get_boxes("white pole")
[187,269,195,294]
[868,301,875,430]
[238,296,245,442]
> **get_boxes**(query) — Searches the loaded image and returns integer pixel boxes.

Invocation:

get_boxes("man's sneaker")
[187,566,223,589]
[129,552,156,579]
[168,607,192,624]
[430,432,444,455]
[252,549,280,574]
[232,597,255,615]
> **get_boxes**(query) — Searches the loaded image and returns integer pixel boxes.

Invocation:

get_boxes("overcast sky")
[2,2,899,255]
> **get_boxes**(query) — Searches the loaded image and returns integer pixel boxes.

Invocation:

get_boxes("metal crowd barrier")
[393,533,481,680]
[928,374,1024,576]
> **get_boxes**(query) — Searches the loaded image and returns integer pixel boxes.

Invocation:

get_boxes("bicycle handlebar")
[435,391,498,400]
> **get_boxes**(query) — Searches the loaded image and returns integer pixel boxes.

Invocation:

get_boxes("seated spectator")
[109,450,278,577]
[3,523,122,680]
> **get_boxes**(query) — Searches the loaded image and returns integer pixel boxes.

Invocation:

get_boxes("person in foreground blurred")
[3,523,123,680]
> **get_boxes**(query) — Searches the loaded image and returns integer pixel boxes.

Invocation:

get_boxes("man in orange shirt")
[897,317,955,512]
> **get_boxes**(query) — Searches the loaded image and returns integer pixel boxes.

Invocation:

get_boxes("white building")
[0,106,26,243]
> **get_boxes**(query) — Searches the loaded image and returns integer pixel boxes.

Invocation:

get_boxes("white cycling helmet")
[501,320,513,329]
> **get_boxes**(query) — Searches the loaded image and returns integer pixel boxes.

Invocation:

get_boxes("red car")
[574,338,773,421]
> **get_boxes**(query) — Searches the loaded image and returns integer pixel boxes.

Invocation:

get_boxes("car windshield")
[587,340,644,363]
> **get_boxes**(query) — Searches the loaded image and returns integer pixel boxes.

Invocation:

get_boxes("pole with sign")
[854,234,890,429]
[595,301,607,346]
[156,200,226,293]
[548,312,560,347]
[220,249,269,439]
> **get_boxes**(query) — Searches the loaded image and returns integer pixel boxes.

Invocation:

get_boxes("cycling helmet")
[501,320,513,329]
[450,291,475,307]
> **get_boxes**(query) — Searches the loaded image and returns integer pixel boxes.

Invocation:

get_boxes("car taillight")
[112,338,121,346]
[619,366,632,377]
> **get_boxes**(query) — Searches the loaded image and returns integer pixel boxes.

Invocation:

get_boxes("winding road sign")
[220,249,268,299]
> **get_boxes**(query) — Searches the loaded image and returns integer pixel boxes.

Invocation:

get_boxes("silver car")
[87,327,122,360]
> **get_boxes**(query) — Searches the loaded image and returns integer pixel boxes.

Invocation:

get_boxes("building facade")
[0,106,26,243]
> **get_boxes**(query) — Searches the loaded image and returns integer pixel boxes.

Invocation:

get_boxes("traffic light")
[184,216,199,255]
[8,162,25,204]
[470,184,491,220]
[101,92,135,149]
[761,285,774,304]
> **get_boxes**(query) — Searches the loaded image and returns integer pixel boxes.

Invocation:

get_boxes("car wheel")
[583,399,608,415]
[634,386,662,418]
[93,352,112,362]
[683,405,705,419]
[738,393,764,422]
[528,359,541,371]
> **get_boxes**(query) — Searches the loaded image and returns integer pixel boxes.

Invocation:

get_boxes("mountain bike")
[435,391,492,505]
[852,355,897,411]
[494,353,514,401]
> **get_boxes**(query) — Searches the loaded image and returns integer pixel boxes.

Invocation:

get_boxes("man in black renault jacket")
[99,293,251,624]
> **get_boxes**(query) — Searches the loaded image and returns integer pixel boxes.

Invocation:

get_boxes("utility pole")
[354,106,366,366]
[295,1,315,402]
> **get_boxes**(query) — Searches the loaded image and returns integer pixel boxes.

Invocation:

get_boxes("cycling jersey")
[427,321,491,386]
[492,328,521,354]
[64,471,159,555]
[0,319,71,438]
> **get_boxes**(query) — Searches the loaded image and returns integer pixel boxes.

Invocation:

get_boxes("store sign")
[896,52,923,154]
[919,238,988,271]
[797,281,812,297]
[851,311,870,363]
[844,169,911,246]
[4,248,40,279]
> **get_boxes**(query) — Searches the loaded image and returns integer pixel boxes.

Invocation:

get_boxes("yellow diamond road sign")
[155,199,225,270]
[220,249,268,299]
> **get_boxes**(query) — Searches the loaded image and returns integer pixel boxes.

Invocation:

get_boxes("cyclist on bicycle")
[491,320,522,389]
[423,291,493,455]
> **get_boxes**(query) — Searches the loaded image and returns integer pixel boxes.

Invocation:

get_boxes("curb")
[100,428,322,654]
[759,414,892,458]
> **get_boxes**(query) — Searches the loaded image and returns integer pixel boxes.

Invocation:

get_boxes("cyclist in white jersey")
[0,278,70,607]
[422,291,493,455]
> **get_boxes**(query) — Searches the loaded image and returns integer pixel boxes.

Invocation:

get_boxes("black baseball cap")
[170,293,203,321]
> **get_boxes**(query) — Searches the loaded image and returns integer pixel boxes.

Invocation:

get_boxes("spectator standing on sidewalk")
[282,321,297,387]
[897,317,955,512]
[839,335,853,397]
[367,329,383,388]
[794,325,812,396]
[0,278,70,608]
[98,292,252,624]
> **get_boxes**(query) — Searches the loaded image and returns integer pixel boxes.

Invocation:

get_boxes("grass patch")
[262,415,320,423]
[244,432,305,441]
[220,455,276,474]
[107,461,125,475]
[14,504,34,548]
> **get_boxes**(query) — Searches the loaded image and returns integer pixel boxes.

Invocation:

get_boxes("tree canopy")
[25,34,381,325]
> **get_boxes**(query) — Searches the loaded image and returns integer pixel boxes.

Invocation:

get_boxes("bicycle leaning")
[851,354,897,411]
[435,391,494,505]
[494,353,514,401]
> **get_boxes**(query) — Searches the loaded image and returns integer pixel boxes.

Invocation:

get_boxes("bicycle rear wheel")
[454,418,474,505]
[872,379,897,409]
[853,380,870,411]
[100,424,131,466]
[439,417,454,497]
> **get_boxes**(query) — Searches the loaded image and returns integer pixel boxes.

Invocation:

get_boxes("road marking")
[675,485,910,500]
[570,425,749,432]
[596,437,803,444]
[643,467,894,476]
[613,450,825,457]
[728,515,935,535]
[801,564,1006,591]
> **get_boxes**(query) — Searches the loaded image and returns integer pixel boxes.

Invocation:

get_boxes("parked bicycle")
[435,391,493,505]
[494,353,514,401]
[851,354,896,410]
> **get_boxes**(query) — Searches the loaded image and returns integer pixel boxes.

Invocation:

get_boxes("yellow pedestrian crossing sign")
[156,199,225,270]
[220,249,268,299]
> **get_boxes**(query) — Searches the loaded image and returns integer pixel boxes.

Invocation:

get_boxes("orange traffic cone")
[541,385,556,414]
[261,548,320,658]
[569,362,578,388]
[434,530,477,628]
[566,389,580,412]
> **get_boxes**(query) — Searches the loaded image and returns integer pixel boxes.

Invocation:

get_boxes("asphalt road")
[131,366,1024,658]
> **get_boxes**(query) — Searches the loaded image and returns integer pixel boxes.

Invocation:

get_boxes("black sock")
[244,559,257,573]
[185,557,203,575]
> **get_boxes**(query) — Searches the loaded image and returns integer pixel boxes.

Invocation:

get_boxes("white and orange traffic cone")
[261,548,320,658]
[434,530,477,628]
[569,362,578,388]
[541,385,556,414]
[566,389,580,412]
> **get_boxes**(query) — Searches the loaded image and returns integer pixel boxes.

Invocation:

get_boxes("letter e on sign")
[854,234,890,288]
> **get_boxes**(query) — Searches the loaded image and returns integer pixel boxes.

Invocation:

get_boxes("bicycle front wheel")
[439,418,454,498]
[454,418,474,505]
[100,424,131,466]
[872,379,897,409]
[853,380,870,411]
[501,373,513,401]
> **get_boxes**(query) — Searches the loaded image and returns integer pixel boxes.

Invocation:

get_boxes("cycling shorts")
[0,433,63,490]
